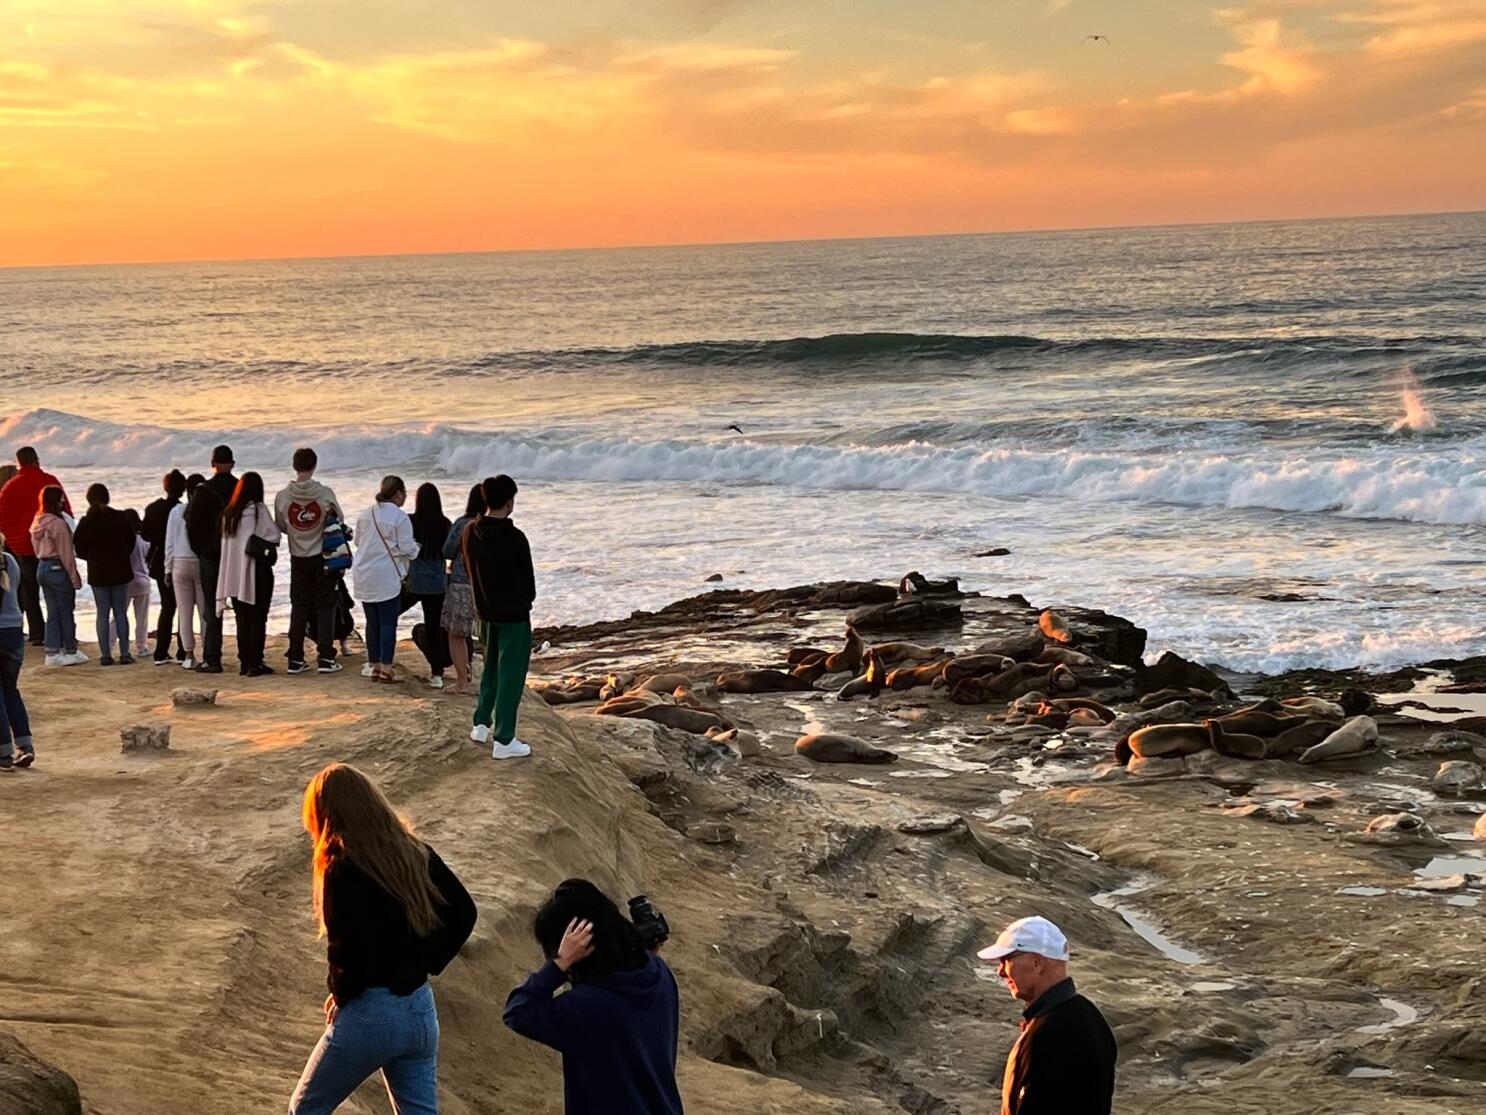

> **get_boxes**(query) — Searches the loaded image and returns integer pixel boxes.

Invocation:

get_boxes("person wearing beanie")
[977,915,1117,1114]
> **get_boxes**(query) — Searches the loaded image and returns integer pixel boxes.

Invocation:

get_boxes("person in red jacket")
[0,448,72,647]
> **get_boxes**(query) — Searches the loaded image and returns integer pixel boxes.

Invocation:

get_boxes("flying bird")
[725,424,744,434]
[1082,34,1111,45]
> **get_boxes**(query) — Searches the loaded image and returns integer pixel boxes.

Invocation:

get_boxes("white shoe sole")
[470,726,490,744]
[490,742,531,760]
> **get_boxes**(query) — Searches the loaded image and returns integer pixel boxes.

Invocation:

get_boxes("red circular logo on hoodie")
[288,501,323,531]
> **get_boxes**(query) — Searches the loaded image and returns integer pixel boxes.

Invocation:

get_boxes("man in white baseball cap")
[978,915,1116,1114]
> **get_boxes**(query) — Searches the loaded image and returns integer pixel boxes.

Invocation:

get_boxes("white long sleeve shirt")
[351,501,418,603]
[163,502,195,566]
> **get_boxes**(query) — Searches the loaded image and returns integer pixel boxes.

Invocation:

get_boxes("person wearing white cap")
[977,915,1116,1114]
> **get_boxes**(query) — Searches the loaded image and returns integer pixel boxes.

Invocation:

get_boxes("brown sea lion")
[672,685,725,716]
[836,649,888,701]
[1028,709,1070,729]
[626,703,729,734]
[1279,696,1345,721]
[823,626,866,674]
[1265,719,1336,757]
[599,672,635,701]
[716,669,814,694]
[1039,609,1075,645]
[952,662,1053,704]
[1129,723,1210,758]
[1050,664,1079,692]
[872,641,946,665]
[886,658,951,691]
[1209,707,1309,736]
[795,733,898,764]
[943,653,1015,686]
[1066,707,1106,728]
[637,672,692,694]
[1035,645,1097,668]
[594,693,665,716]
[791,661,829,685]
[1046,697,1116,721]
[1138,687,1219,709]
[1298,716,1379,764]
[787,647,829,666]
[1206,719,1269,760]
[707,725,762,757]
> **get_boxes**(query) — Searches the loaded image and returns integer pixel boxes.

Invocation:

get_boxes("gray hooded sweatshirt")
[273,478,343,559]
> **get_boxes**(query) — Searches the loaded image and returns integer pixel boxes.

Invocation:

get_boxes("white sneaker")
[361,664,376,678]
[44,654,62,666]
[490,738,532,761]
[470,724,490,744]
[180,657,197,670]
[429,675,444,690]
[67,651,89,666]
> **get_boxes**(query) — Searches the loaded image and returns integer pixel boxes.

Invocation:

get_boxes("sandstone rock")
[896,814,965,835]
[1432,760,1484,795]
[687,821,737,845]
[170,687,218,706]
[120,724,170,753]
[1223,801,1314,824]
[0,1031,82,1115]
[846,598,962,631]
[1338,687,1374,716]
[1422,729,1486,755]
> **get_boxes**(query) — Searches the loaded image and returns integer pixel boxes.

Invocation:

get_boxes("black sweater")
[1000,979,1117,1115]
[72,507,138,587]
[322,845,477,1006]
[462,516,536,624]
[185,485,225,561]
[140,495,180,580]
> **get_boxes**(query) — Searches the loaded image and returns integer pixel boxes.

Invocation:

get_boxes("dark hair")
[463,483,485,520]
[125,508,143,532]
[16,446,38,467]
[184,473,205,496]
[222,471,266,535]
[532,879,648,984]
[410,483,447,555]
[293,447,318,473]
[481,474,517,511]
[39,485,65,516]
[376,475,405,503]
[85,483,110,510]
[164,469,186,499]
[211,444,234,466]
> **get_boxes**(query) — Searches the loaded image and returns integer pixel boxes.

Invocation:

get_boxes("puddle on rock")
[1416,854,1486,878]
[1191,981,1237,993]
[1356,998,1419,1034]
[1345,1066,1396,1079]
[1091,878,1205,966]
[1339,886,1388,897]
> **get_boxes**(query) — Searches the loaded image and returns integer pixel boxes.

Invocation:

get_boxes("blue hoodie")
[503,953,683,1115]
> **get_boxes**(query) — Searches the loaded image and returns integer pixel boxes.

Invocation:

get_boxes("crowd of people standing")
[0,443,540,769]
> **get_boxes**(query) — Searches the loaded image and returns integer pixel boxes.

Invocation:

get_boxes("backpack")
[322,511,352,572]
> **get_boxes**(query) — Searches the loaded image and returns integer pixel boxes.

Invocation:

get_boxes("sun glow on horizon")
[2,0,1484,267]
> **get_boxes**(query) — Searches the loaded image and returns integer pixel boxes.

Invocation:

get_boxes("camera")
[628,895,670,949]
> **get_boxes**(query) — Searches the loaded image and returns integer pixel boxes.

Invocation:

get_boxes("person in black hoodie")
[289,763,477,1115]
[140,469,187,664]
[504,879,683,1115]
[72,483,139,665]
[186,445,236,673]
[462,474,535,760]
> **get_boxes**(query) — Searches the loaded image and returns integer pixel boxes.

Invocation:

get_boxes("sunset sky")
[3,0,1485,266]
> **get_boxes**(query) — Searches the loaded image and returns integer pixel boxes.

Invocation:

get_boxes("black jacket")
[185,485,225,561]
[462,516,535,624]
[141,496,180,580]
[323,845,477,1006]
[1000,979,1116,1115]
[72,507,138,587]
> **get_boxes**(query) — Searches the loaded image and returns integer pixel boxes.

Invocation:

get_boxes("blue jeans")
[39,559,78,654]
[363,597,400,666]
[289,984,438,1115]
[0,628,32,759]
[93,583,130,658]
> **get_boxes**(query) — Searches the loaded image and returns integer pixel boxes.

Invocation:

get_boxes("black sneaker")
[118,654,136,665]
[0,755,12,772]
[100,657,115,667]
[196,662,223,674]
[286,660,311,675]
[248,664,276,677]
[14,751,34,769]
[153,655,172,666]
[317,660,344,674]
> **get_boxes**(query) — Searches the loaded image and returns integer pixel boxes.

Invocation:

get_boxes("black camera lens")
[628,894,670,948]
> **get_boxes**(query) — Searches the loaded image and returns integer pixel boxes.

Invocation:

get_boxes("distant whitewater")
[3,212,1485,672]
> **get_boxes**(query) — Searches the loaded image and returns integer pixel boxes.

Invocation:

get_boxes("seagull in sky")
[725,423,744,434]
[1082,34,1111,45]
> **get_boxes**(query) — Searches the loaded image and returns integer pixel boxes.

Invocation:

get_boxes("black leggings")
[231,563,274,671]
[401,592,451,674]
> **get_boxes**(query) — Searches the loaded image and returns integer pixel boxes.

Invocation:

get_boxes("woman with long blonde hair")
[289,763,477,1114]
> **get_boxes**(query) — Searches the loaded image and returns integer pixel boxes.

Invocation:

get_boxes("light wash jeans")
[288,983,438,1115]
[39,559,78,654]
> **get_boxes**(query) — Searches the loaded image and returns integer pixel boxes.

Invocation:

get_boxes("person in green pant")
[461,475,536,760]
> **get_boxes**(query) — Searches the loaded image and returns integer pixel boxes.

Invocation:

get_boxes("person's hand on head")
[555,918,596,972]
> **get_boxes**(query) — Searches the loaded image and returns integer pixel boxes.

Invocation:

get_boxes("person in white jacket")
[216,472,282,677]
[166,474,206,669]
[352,476,417,683]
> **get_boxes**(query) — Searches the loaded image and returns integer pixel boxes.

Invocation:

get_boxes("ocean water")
[3,212,1484,673]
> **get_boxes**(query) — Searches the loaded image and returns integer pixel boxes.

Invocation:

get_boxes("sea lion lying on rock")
[886,659,951,691]
[1280,696,1345,720]
[672,685,724,716]
[1265,719,1337,758]
[1138,687,1221,709]
[900,571,960,596]
[1348,812,1447,847]
[1038,609,1075,645]
[717,669,814,694]
[942,654,1015,686]
[971,631,1045,662]
[872,641,945,665]
[795,733,898,764]
[1066,708,1107,728]
[707,726,761,757]
[1432,760,1484,794]
[791,661,829,684]
[629,704,730,734]
[1035,645,1097,668]
[1050,664,1079,692]
[951,662,1052,705]
[1129,723,1210,759]
[1208,706,1310,736]
[1206,719,1269,760]
[536,677,606,705]
[787,647,828,666]
[599,672,635,701]
[1046,697,1116,721]
[637,672,692,694]
[1298,716,1379,764]
[824,626,865,674]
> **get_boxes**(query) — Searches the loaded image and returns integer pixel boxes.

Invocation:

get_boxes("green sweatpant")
[474,620,532,743]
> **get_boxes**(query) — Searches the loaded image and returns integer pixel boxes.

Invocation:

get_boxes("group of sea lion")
[1117,697,1380,766]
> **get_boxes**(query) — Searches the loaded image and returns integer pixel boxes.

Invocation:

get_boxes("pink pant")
[171,557,208,655]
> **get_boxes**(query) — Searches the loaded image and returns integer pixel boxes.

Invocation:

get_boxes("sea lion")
[1348,812,1446,847]
[1432,760,1483,795]
[1038,609,1075,645]
[1474,812,1486,842]
[1129,723,1210,758]
[1066,708,1106,728]
[1208,707,1309,736]
[886,658,950,691]
[836,649,888,701]
[899,571,960,596]
[716,669,814,694]
[1109,700,1195,743]
[594,693,666,716]
[971,631,1045,662]
[707,726,762,758]
[787,647,829,666]
[791,661,829,685]
[1265,719,1336,757]
[1297,716,1379,764]
[599,672,635,701]
[537,678,605,705]
[637,672,692,694]
[943,653,1014,686]
[626,703,729,734]
[795,733,898,764]
[1206,719,1268,760]
[1035,645,1097,668]
[824,626,865,674]
[1028,709,1069,729]
[872,641,946,665]
[1046,697,1116,721]
[1279,696,1345,721]
[1049,664,1079,692]
[952,662,1052,704]
[672,685,725,717]
[1138,687,1219,710]
[1338,688,1375,717]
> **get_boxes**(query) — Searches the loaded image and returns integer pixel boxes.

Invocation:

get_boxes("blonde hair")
[301,763,443,937]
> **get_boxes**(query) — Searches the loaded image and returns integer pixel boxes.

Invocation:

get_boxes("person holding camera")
[503,879,683,1115]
